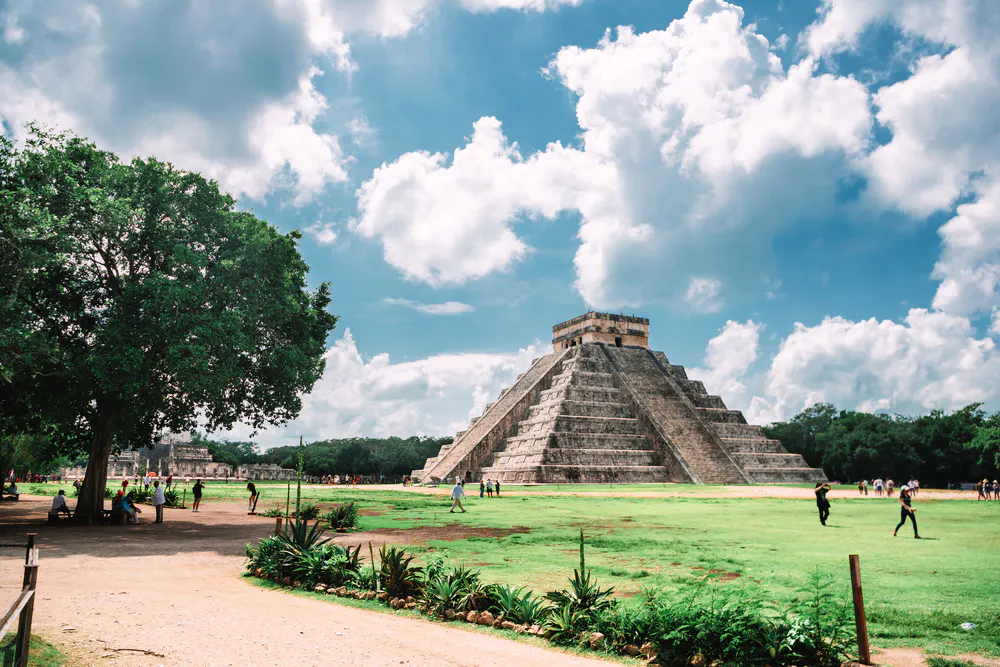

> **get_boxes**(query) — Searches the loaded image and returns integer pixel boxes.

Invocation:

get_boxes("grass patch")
[0,633,66,667]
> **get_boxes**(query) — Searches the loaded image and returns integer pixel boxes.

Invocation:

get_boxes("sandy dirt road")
[0,496,610,667]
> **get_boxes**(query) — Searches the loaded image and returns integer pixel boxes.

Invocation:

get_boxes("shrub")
[326,502,359,530]
[260,508,284,518]
[545,569,615,617]
[164,489,181,507]
[489,584,548,625]
[378,545,421,598]
[425,577,465,615]
[294,503,320,520]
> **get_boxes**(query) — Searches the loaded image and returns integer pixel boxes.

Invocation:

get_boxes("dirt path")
[0,496,609,667]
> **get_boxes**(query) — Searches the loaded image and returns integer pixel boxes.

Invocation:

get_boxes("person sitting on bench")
[50,489,71,518]
[121,491,142,524]
[7,482,19,501]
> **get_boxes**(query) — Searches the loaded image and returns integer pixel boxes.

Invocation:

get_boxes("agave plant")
[425,577,465,615]
[379,545,422,598]
[327,502,359,530]
[278,517,330,552]
[543,603,587,645]
[545,569,615,616]
[489,584,550,624]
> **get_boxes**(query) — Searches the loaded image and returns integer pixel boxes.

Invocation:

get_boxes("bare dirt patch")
[0,496,596,667]
[331,524,531,550]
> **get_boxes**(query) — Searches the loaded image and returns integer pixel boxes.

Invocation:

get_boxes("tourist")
[814,482,831,526]
[166,474,173,489]
[450,478,467,513]
[494,479,500,497]
[893,485,919,538]
[912,479,920,496]
[886,479,894,496]
[486,479,494,498]
[73,478,81,494]
[192,479,204,512]
[857,480,864,495]
[993,480,999,500]
[152,480,166,524]
[143,476,151,491]
[7,481,19,501]
[50,490,71,517]
[122,477,129,495]
[874,478,883,497]
[122,492,142,524]
[247,481,260,513]
[479,479,485,498]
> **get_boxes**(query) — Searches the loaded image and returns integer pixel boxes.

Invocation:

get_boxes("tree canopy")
[764,403,1000,484]
[0,127,337,515]
[191,432,451,479]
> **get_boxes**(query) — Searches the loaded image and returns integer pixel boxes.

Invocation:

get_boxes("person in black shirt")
[192,479,204,513]
[814,482,831,525]
[247,481,260,514]
[893,485,920,538]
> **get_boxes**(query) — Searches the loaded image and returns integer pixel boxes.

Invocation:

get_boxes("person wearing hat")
[894,484,920,538]
[449,478,467,513]
[814,482,832,525]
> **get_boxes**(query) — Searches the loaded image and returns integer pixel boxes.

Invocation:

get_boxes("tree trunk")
[74,406,119,519]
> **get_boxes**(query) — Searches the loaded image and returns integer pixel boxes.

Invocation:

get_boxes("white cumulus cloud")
[383,298,475,315]
[687,320,762,408]
[227,329,546,445]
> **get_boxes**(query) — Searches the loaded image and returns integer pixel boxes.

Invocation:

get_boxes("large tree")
[0,127,336,517]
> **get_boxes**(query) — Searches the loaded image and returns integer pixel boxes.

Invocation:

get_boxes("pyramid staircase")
[414,344,826,485]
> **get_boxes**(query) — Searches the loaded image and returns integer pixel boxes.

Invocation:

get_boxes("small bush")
[294,503,320,520]
[378,545,421,598]
[260,508,284,518]
[326,502,359,530]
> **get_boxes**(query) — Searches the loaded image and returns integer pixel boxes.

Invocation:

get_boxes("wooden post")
[15,547,38,667]
[24,534,35,565]
[849,554,871,665]
[274,516,283,535]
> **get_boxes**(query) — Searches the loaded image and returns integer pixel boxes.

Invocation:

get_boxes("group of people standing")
[855,478,918,496]
[478,478,500,498]
[976,479,999,500]
[815,481,920,538]
[448,476,503,512]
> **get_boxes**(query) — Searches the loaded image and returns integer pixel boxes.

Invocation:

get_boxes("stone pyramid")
[413,313,826,485]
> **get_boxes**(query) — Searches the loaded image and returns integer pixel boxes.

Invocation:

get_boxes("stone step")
[479,464,668,484]
[567,371,616,388]
[529,400,634,419]
[674,378,707,396]
[560,356,608,373]
[694,407,747,424]
[742,467,828,483]
[501,432,652,452]
[707,422,768,439]
[516,415,642,436]
[665,364,688,380]
[492,448,659,468]
[539,386,624,404]
[687,394,727,409]
[718,437,787,453]
[731,452,812,469]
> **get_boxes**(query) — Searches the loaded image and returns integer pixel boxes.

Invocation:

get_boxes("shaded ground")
[0,496,609,666]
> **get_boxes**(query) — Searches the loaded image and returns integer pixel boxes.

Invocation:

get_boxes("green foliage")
[425,577,466,615]
[255,435,453,477]
[294,503,320,520]
[164,489,181,507]
[542,603,589,645]
[766,402,1000,482]
[0,126,337,515]
[260,508,284,518]
[279,518,330,552]
[378,545,422,598]
[781,571,853,665]
[0,631,67,667]
[489,584,548,625]
[545,569,615,617]
[326,502,359,530]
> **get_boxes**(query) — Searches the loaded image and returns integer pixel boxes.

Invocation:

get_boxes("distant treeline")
[191,432,451,477]
[763,403,1000,485]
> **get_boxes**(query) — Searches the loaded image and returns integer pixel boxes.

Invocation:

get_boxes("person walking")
[893,485,920,538]
[814,482,831,526]
[166,474,173,489]
[450,478,467,513]
[192,479,204,512]
[151,480,166,524]
[247,481,259,514]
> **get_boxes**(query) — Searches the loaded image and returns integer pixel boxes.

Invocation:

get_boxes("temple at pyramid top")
[413,314,826,486]
[553,312,650,349]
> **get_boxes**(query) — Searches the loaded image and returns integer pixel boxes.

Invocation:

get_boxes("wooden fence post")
[849,554,872,665]
[274,516,283,535]
[15,547,38,667]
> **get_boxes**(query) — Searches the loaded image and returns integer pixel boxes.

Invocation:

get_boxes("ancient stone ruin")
[413,312,826,485]
[62,432,297,481]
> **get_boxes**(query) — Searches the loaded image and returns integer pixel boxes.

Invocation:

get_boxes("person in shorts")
[192,479,204,512]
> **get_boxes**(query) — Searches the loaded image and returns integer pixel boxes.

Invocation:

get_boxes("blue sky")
[3,0,1000,445]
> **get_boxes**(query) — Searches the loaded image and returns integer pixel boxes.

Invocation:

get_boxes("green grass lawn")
[0,633,66,667]
[65,479,1000,658]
